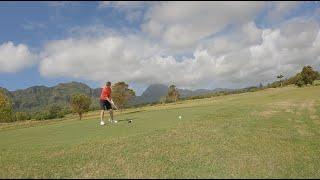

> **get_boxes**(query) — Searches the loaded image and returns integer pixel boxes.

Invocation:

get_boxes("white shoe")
[100,121,105,126]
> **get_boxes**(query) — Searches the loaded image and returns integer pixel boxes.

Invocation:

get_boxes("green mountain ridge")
[1,82,101,112]
[0,82,233,112]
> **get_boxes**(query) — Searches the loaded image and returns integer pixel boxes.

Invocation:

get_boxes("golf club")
[109,99,118,110]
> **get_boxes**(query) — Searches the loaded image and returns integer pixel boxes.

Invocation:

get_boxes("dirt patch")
[265,101,297,115]
[272,101,294,109]
[270,101,298,112]
[310,115,319,120]
[295,124,315,136]
[251,110,279,118]
[255,101,297,118]
[299,101,320,124]
[46,150,66,159]
[299,101,315,112]
[285,109,294,113]
[260,110,279,118]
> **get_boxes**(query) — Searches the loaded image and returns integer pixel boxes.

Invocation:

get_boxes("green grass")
[1,86,320,178]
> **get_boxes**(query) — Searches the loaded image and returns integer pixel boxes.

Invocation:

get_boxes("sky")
[0,1,320,95]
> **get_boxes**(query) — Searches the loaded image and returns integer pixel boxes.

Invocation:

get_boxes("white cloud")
[141,1,266,50]
[200,22,263,56]
[36,2,320,90]
[40,15,320,88]
[39,17,320,89]
[39,35,163,83]
[0,41,37,73]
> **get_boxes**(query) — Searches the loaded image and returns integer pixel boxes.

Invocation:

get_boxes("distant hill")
[177,88,232,98]
[1,82,101,112]
[0,82,233,112]
[129,84,232,105]
[0,87,13,99]
[130,84,168,105]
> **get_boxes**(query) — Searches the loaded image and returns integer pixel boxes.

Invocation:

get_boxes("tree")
[48,104,64,119]
[0,91,14,122]
[277,74,284,87]
[166,85,180,102]
[301,66,318,85]
[70,94,91,120]
[111,82,136,110]
[160,96,167,104]
[259,83,263,89]
[15,112,32,121]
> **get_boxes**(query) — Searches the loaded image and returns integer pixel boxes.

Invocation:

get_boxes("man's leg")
[100,110,105,123]
[109,109,114,122]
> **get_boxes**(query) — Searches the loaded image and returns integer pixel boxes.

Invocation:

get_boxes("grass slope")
[0,86,319,178]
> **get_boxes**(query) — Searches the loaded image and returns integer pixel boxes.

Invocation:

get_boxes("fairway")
[1,86,320,178]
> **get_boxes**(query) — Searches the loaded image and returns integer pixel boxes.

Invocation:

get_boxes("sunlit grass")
[0,86,319,178]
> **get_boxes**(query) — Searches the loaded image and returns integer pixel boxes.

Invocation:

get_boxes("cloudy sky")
[1,1,320,95]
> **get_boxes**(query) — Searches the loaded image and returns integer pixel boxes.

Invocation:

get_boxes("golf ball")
[179,115,182,119]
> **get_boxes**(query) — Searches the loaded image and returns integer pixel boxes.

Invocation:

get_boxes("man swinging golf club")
[100,81,117,125]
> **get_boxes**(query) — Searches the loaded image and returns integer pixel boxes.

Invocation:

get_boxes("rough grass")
[0,86,319,178]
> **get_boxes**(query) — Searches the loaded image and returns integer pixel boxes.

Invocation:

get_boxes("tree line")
[1,65,319,123]
[0,82,136,123]
[268,65,320,88]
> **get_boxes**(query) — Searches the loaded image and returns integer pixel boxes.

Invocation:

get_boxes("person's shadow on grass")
[116,117,138,123]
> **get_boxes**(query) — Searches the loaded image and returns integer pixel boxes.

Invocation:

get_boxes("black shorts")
[100,100,112,110]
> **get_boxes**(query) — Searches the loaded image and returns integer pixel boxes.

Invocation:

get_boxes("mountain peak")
[141,84,168,97]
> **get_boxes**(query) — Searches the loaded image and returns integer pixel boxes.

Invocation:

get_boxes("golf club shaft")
[108,99,118,110]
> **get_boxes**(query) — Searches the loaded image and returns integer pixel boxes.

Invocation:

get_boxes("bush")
[0,91,14,123]
[60,108,72,115]
[34,111,51,120]
[313,80,320,86]
[15,112,32,121]
[48,105,64,119]
[159,96,166,104]
[301,66,318,85]
[32,105,66,121]
[296,79,304,87]
[70,94,91,120]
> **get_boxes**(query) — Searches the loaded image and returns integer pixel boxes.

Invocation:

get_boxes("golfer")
[100,81,115,124]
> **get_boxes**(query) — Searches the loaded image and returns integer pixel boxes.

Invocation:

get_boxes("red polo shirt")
[100,86,111,100]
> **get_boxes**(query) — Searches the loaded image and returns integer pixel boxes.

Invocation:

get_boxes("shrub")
[48,105,64,119]
[15,112,32,121]
[296,79,304,87]
[313,80,320,86]
[34,111,51,120]
[70,94,91,120]
[33,105,66,121]
[0,91,14,123]
[301,66,318,85]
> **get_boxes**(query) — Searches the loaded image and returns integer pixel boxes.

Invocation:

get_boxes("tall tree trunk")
[79,113,82,120]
